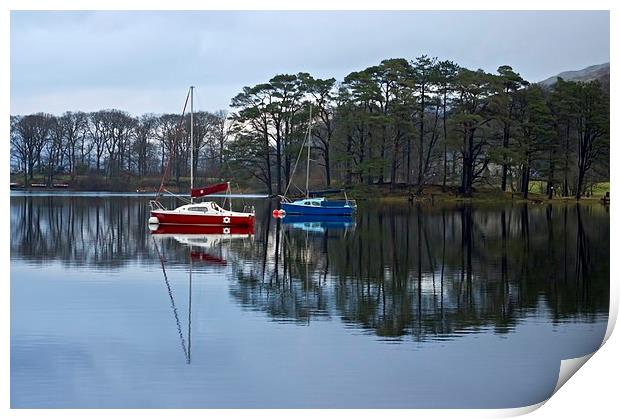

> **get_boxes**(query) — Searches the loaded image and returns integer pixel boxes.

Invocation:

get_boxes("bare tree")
[575,81,609,199]
[88,111,110,173]
[12,113,53,185]
[133,114,157,178]
[10,116,26,181]
[155,113,185,185]
[45,116,66,185]
[59,111,88,179]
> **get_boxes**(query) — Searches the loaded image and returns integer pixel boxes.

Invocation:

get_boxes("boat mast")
[305,105,312,198]
[190,86,194,203]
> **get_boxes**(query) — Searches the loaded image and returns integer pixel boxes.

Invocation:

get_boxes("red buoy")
[272,209,287,218]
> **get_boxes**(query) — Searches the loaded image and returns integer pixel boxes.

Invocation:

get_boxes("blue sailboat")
[280,107,356,217]
[281,197,356,216]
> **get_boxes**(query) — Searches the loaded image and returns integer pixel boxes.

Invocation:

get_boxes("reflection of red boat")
[149,208,254,364]
[150,224,254,236]
[150,223,254,252]
[190,251,227,265]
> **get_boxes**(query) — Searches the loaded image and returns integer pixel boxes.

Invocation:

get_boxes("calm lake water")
[10,193,609,408]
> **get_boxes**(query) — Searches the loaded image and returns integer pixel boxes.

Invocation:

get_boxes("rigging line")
[283,105,313,198]
[151,234,190,363]
[282,134,307,198]
[305,106,313,197]
[162,188,192,204]
[156,88,191,202]
[291,183,305,195]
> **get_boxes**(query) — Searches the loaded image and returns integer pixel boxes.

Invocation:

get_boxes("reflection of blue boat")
[282,214,354,226]
[282,214,355,233]
[281,197,356,216]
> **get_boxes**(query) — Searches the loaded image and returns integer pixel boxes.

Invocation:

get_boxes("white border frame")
[2,2,616,418]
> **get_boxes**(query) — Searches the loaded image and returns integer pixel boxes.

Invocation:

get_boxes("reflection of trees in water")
[229,203,332,323]
[230,202,609,340]
[11,196,609,341]
[10,195,225,268]
[12,195,153,268]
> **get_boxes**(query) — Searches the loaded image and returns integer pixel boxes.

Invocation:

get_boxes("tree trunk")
[379,124,386,184]
[562,124,570,197]
[576,167,585,200]
[547,151,555,199]
[418,84,425,187]
[521,162,530,199]
[70,147,76,180]
[390,132,399,191]
[275,129,282,195]
[461,129,475,196]
[264,130,273,195]
[345,134,352,186]
[324,150,331,187]
[501,123,510,191]
[442,90,448,191]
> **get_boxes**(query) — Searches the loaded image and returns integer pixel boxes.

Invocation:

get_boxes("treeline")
[227,57,609,199]
[10,109,228,189]
[10,55,610,199]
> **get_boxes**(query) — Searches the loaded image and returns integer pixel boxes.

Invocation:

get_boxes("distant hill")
[538,62,609,91]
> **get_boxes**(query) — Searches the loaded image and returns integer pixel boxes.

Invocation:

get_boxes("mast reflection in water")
[11,194,609,408]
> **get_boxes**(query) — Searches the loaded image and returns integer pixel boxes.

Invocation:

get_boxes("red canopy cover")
[191,182,229,198]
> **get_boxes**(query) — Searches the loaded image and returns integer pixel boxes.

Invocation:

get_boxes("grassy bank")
[10,173,609,203]
[345,183,610,204]
[9,174,253,194]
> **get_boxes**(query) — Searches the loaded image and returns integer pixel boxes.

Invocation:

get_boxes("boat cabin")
[176,201,228,214]
[286,197,356,208]
[291,198,325,207]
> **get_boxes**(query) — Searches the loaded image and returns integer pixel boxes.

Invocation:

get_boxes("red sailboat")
[148,86,255,227]
[149,182,254,227]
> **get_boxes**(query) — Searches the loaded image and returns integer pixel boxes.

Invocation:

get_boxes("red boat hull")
[150,211,254,227]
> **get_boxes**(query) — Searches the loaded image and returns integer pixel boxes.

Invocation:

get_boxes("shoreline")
[10,188,608,205]
[11,174,609,204]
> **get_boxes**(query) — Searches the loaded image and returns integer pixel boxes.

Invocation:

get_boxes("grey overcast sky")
[10,10,610,116]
